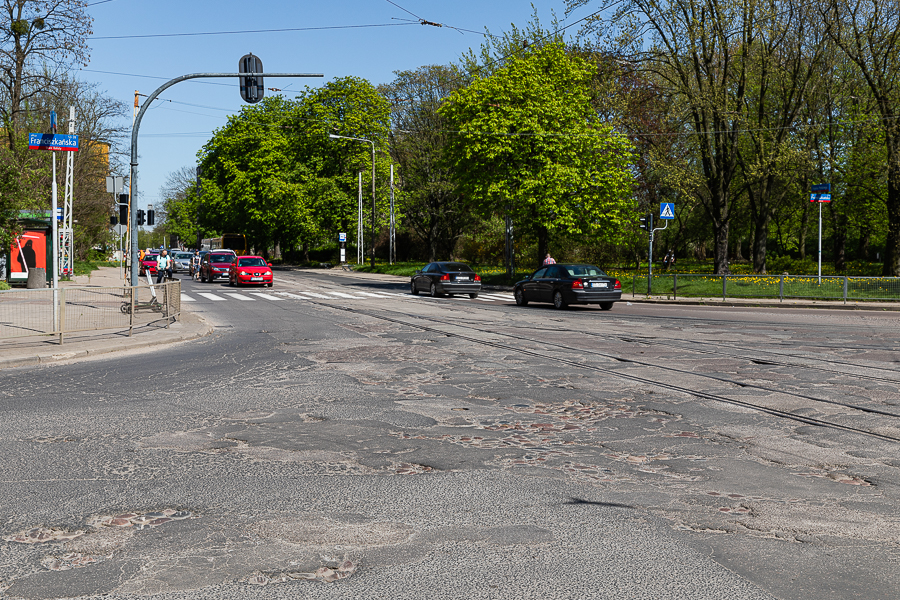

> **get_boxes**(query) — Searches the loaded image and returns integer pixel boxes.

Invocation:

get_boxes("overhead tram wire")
[90,22,416,40]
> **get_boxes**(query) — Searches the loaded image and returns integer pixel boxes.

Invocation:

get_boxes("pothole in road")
[243,557,357,585]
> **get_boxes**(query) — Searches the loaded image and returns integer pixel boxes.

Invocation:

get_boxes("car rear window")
[442,263,474,272]
[209,254,233,263]
[238,258,267,267]
[564,265,607,277]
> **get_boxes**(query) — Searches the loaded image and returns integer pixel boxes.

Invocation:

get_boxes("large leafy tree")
[440,42,635,271]
[380,65,470,261]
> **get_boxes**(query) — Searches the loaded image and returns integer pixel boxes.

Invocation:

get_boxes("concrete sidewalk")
[0,267,212,370]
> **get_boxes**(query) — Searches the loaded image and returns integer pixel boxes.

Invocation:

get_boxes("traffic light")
[119,203,128,225]
[639,214,651,231]
[110,214,117,226]
[137,209,145,226]
[147,210,155,226]
[238,53,264,103]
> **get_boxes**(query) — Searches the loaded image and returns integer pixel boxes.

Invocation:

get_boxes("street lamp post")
[329,134,375,268]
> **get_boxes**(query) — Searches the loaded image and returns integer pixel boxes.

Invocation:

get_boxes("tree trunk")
[713,220,730,274]
[536,225,549,269]
[883,142,900,276]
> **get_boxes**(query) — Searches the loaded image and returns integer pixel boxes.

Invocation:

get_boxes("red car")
[140,253,159,276]
[199,251,236,283]
[229,255,274,287]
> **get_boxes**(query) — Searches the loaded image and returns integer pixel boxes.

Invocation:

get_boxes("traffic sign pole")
[129,70,323,287]
[810,184,831,285]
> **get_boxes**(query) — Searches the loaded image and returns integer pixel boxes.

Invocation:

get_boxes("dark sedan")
[410,262,481,298]
[513,264,621,310]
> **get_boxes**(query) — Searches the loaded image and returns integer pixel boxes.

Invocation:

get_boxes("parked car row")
[410,262,621,310]
[197,251,274,287]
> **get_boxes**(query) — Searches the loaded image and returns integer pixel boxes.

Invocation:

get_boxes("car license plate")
[591,282,607,288]
[457,276,469,281]
[251,277,262,281]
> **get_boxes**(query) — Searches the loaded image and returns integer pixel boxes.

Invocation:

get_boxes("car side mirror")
[415,269,422,274]
[268,263,272,267]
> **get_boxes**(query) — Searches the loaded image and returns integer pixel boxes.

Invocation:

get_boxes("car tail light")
[474,274,481,282]
[614,279,621,290]
[440,274,450,281]
[571,278,584,289]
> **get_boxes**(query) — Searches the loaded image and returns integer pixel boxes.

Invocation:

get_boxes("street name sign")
[339,232,347,242]
[811,183,831,192]
[659,202,675,220]
[810,193,832,203]
[28,133,79,152]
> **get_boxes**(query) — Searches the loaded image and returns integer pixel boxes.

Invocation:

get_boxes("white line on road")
[475,297,496,301]
[223,293,255,301]
[355,291,393,298]
[250,293,282,301]
[180,294,196,302]
[300,292,331,299]
[277,292,310,300]
[196,293,226,302]
[325,291,361,299]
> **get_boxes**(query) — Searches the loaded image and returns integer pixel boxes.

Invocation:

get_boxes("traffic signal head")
[639,214,651,230]
[147,210,155,226]
[110,214,117,226]
[239,53,264,103]
[119,203,128,225]
[137,209,145,226]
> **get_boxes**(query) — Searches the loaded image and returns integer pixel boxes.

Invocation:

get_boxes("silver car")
[172,252,194,273]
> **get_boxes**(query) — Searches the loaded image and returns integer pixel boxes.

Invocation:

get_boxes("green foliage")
[440,42,636,262]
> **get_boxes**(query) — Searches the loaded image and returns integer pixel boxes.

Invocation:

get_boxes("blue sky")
[80,0,596,210]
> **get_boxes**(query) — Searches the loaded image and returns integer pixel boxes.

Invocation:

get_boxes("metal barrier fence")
[0,280,180,344]
[630,274,900,303]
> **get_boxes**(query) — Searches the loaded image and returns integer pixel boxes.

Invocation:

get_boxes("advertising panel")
[9,231,48,282]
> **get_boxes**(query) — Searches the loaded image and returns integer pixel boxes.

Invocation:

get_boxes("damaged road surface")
[1,271,899,599]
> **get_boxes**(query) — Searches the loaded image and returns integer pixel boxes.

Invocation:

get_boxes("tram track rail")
[293,296,900,444]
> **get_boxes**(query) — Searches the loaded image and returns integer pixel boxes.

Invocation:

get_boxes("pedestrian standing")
[542,253,556,266]
[663,250,671,271]
[668,250,676,271]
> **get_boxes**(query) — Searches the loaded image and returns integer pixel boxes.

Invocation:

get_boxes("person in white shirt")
[156,251,171,284]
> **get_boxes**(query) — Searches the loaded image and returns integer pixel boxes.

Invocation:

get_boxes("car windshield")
[238,258,267,267]
[564,265,607,277]
[440,263,474,272]
[143,255,158,262]
[175,253,192,259]
[209,254,233,263]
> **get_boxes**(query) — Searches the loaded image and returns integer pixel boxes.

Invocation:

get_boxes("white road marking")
[180,294,196,302]
[196,293,227,302]
[480,294,513,301]
[475,297,496,301]
[250,293,282,301]
[223,293,255,301]
[355,291,393,298]
[325,291,361,299]
[277,292,310,300]
[300,292,331,299]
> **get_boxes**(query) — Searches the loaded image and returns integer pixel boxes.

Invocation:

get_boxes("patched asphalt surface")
[2,270,899,599]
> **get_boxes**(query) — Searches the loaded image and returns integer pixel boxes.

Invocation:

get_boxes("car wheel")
[267,281,273,288]
[514,289,528,306]
[447,293,455,298]
[430,282,440,297]
[553,290,568,309]
[410,281,419,295]
[469,293,478,299]
[200,271,206,283]
[599,301,614,311]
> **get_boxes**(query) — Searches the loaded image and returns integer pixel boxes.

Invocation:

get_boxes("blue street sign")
[811,183,830,192]
[50,111,57,134]
[659,202,675,220]
[810,193,832,203]
[28,133,79,152]
[338,232,347,242]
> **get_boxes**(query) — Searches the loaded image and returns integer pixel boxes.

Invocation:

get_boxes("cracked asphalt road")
[1,269,899,599]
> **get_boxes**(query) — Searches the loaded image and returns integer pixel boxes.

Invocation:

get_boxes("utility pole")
[60,106,75,277]
[389,164,395,265]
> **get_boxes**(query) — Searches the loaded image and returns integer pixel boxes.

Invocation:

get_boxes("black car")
[411,262,482,298]
[513,264,621,310]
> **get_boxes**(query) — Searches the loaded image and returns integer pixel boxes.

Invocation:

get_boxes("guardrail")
[0,280,180,344]
[630,274,900,303]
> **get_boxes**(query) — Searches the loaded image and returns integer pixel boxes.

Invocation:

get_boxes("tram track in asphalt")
[276,294,900,444]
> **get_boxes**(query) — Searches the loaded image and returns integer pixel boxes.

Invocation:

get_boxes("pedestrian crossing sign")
[660,203,675,220]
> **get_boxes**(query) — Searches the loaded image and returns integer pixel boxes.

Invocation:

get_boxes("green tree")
[440,42,635,272]
[380,65,470,261]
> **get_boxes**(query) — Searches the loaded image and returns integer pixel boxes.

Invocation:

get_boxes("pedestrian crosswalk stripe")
[480,294,513,301]
[250,292,281,301]
[356,291,392,298]
[181,294,196,302]
[325,291,359,299]
[300,292,330,299]
[223,293,255,301]
[475,297,495,301]
[277,292,309,300]
[196,293,226,301]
